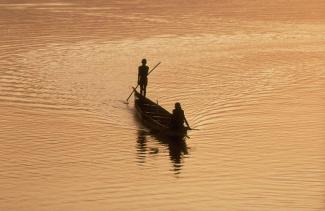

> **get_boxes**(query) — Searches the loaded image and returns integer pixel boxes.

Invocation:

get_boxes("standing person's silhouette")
[138,59,149,97]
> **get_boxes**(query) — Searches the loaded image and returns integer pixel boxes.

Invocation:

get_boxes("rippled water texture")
[1,0,325,210]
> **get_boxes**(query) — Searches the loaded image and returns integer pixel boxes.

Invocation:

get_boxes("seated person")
[171,102,190,130]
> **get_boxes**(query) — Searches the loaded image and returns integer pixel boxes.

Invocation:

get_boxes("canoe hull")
[134,90,188,139]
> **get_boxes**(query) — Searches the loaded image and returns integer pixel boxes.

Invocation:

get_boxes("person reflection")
[136,130,147,163]
[167,138,188,174]
[136,129,189,173]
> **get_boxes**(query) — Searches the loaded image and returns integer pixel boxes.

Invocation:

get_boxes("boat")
[133,88,189,139]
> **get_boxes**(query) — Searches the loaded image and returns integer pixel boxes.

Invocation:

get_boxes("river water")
[1,0,325,210]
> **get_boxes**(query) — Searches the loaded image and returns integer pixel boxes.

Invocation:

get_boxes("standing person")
[171,102,191,130]
[138,59,149,97]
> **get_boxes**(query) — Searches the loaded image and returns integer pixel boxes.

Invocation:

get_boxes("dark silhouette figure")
[136,130,148,164]
[167,138,188,174]
[135,129,188,174]
[138,59,149,97]
[171,102,191,130]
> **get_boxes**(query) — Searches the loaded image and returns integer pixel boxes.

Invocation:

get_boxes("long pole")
[125,62,161,103]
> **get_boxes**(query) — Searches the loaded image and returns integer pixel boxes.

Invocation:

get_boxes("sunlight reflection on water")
[0,0,325,210]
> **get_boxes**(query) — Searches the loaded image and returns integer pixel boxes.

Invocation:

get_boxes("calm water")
[1,0,325,210]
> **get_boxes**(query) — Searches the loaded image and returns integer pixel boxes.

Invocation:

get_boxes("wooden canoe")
[133,88,188,139]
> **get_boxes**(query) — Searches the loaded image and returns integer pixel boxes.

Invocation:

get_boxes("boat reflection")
[136,129,189,174]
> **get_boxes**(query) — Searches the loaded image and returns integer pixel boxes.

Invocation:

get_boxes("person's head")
[141,58,147,65]
[175,102,181,110]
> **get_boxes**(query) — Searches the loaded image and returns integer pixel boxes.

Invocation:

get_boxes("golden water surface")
[0,0,325,210]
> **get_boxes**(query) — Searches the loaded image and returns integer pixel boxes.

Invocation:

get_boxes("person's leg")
[140,84,144,95]
[144,84,146,97]
[144,79,148,97]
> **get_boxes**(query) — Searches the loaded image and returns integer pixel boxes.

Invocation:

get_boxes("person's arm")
[138,68,141,84]
[184,117,191,129]
[146,66,149,76]
[182,111,191,129]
